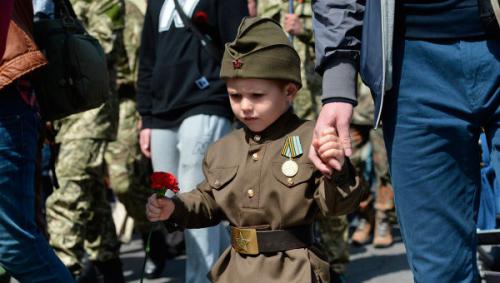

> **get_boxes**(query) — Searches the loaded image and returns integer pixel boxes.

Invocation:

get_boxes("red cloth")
[0,0,14,58]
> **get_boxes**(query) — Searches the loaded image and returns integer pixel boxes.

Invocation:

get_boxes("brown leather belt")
[230,225,313,255]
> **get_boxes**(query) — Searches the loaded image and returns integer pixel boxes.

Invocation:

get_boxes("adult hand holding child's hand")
[309,102,352,176]
[315,128,345,172]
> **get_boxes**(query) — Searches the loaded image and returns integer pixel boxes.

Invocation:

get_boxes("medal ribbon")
[281,136,303,158]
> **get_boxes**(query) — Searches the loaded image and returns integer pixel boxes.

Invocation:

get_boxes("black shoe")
[144,257,165,279]
[75,260,98,283]
[330,269,346,283]
[142,230,168,278]
[93,258,125,283]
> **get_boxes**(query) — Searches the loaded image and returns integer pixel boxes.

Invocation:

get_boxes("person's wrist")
[322,97,357,106]
[166,199,175,219]
[141,115,153,129]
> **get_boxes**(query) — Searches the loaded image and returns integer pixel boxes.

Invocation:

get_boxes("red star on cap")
[232,59,243,69]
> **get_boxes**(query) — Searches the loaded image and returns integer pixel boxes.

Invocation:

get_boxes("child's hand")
[316,128,345,172]
[146,194,175,222]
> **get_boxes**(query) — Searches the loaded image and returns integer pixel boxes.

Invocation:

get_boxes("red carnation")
[142,172,179,280]
[150,172,179,197]
[193,10,209,24]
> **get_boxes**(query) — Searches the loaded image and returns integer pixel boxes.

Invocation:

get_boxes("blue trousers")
[383,38,500,282]
[151,114,231,283]
[0,90,73,282]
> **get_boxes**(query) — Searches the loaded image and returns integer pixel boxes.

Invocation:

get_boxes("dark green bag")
[33,0,109,121]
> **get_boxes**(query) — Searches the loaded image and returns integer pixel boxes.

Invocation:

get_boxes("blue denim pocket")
[0,114,23,173]
[0,107,38,198]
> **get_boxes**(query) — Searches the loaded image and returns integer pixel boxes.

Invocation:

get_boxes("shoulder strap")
[491,0,500,28]
[53,0,85,31]
[54,0,75,19]
[172,0,222,62]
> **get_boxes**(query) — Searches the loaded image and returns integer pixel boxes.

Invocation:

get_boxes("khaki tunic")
[168,111,361,283]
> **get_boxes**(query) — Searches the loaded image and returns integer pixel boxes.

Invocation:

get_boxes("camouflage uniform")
[350,77,394,247]
[106,3,175,278]
[104,100,152,234]
[258,0,349,274]
[104,0,151,235]
[316,213,350,275]
[258,0,321,120]
[350,79,375,202]
[45,0,125,274]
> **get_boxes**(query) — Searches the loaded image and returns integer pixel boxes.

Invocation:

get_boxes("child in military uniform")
[146,17,361,283]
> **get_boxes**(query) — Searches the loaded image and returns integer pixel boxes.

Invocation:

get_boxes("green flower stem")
[140,224,154,283]
[140,191,167,282]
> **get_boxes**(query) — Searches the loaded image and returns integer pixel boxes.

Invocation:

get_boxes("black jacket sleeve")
[136,2,157,128]
[217,0,249,44]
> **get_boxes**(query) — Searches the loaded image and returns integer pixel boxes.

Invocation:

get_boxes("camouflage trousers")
[294,89,349,274]
[45,139,121,273]
[370,128,393,211]
[350,125,394,212]
[104,98,152,234]
[293,87,320,121]
[316,215,350,274]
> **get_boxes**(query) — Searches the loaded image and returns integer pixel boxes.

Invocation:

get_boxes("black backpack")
[33,0,109,121]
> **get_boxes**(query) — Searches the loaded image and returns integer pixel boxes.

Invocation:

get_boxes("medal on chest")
[280,136,302,177]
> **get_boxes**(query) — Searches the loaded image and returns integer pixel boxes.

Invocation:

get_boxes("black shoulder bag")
[33,0,110,121]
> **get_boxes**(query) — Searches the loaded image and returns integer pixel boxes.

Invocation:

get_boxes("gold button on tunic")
[247,189,255,198]
[251,153,259,161]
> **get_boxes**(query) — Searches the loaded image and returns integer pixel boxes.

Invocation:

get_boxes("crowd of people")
[0,0,498,282]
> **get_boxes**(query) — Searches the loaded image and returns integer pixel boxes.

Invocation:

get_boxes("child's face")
[227,78,297,132]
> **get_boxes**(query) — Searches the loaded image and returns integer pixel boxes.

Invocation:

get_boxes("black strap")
[54,0,71,19]
[172,0,222,62]
[53,0,83,31]
[256,225,313,253]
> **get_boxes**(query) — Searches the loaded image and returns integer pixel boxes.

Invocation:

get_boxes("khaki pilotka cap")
[220,17,302,88]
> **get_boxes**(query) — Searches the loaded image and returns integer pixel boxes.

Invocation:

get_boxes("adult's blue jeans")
[0,89,73,282]
[382,37,500,282]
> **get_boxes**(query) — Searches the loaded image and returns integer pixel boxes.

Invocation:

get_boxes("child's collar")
[244,107,298,144]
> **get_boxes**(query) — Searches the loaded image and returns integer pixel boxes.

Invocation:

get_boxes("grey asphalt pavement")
[9,228,412,283]
[122,227,412,283]
[345,227,412,282]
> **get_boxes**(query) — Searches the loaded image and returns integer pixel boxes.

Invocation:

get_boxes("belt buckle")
[230,227,259,255]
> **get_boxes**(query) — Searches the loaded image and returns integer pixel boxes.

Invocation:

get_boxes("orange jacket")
[0,0,47,90]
